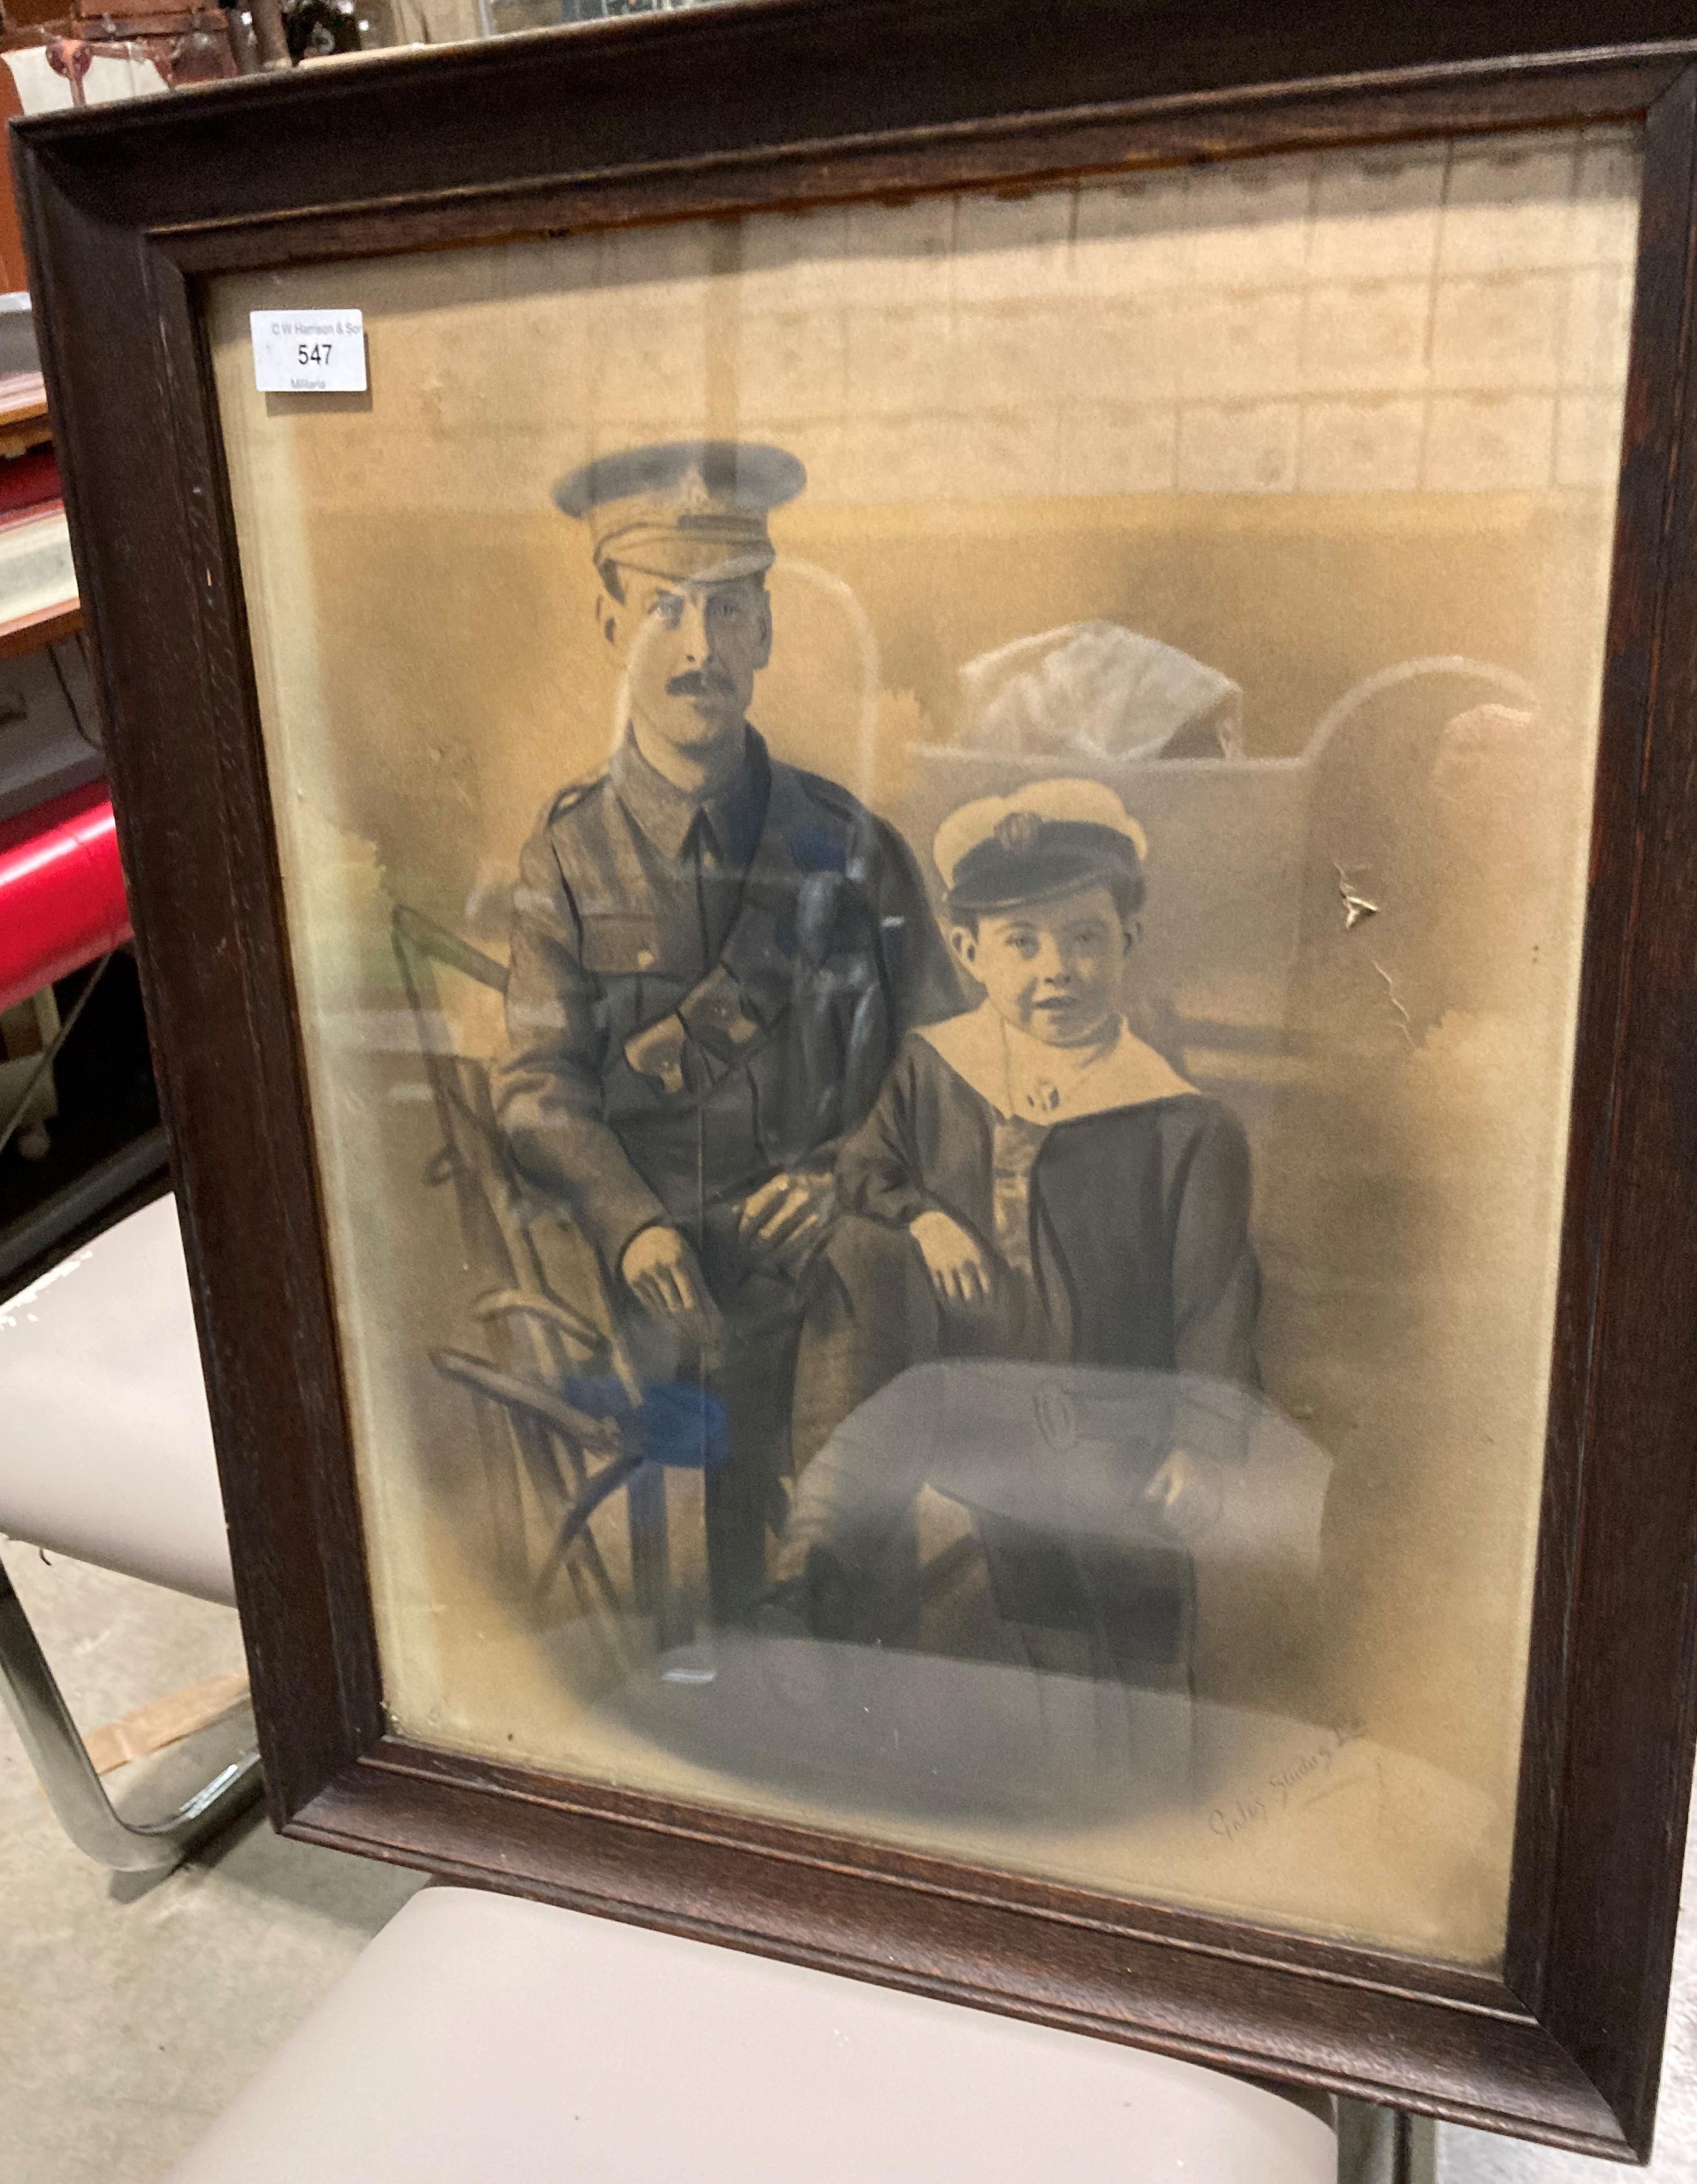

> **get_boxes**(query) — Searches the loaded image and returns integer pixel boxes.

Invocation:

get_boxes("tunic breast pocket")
[578,913,671,978]
[580,914,688,1054]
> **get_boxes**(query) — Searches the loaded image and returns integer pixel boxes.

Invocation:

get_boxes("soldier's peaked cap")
[554,439,806,583]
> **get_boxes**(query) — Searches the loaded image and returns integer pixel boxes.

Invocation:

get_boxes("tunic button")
[636,946,656,970]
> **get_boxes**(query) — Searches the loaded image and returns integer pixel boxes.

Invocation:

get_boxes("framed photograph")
[19,0,1697,2154]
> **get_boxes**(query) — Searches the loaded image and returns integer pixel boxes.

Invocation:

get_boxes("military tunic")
[492,726,956,1615]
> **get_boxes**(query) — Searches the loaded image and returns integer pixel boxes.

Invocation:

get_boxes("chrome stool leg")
[1336,2102,1436,2183]
[0,1557,262,1872]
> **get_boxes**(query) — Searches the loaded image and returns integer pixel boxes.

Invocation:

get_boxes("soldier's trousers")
[622,1210,933,1628]
[622,1209,806,1627]
[790,1214,1068,1470]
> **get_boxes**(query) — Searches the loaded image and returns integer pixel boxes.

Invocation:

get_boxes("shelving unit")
[0,374,82,655]
[0,377,80,650]
[0,315,155,1286]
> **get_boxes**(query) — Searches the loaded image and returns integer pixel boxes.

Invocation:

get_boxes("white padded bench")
[0,1196,1339,2179]
[0,1194,234,1607]
[163,1881,1337,2183]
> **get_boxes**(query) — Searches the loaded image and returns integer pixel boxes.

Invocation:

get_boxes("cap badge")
[994,810,1044,856]
[673,464,714,514]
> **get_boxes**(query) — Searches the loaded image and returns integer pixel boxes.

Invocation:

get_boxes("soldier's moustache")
[667,667,733,699]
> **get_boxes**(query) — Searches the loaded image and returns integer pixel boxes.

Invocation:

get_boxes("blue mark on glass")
[788,824,847,874]
[563,1375,731,1470]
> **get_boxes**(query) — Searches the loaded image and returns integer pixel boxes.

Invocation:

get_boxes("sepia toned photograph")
[208,123,1639,1972]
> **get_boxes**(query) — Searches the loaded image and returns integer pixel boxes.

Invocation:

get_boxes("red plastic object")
[0,449,61,517]
[0,780,130,1015]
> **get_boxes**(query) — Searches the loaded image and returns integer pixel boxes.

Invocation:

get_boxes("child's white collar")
[916,1003,1196,1122]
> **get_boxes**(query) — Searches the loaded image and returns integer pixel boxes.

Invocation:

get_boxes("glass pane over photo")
[208,124,1641,1968]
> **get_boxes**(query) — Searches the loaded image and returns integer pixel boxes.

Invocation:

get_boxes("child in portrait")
[774,780,1263,1673]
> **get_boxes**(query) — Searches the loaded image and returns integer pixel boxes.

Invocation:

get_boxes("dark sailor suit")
[774,778,1262,1676]
[492,723,956,1616]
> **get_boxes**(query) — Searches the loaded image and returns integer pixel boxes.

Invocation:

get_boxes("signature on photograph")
[1208,1719,1368,1844]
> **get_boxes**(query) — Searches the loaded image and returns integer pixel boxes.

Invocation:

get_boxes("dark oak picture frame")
[15,0,1697,2157]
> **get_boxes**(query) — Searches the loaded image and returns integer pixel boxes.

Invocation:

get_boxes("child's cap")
[936,780,1148,916]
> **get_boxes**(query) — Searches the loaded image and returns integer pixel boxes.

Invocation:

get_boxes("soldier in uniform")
[492,439,956,1623]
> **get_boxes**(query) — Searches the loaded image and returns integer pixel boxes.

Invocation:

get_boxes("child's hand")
[909,1210,996,1308]
[1142,1448,1225,1543]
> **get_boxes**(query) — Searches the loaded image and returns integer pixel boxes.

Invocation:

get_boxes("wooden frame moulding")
[14,0,1697,2157]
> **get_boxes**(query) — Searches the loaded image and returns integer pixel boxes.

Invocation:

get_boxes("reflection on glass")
[209,125,1640,1968]
[609,1364,1332,1829]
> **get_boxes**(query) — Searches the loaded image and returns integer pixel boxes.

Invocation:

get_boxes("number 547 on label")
[251,309,368,394]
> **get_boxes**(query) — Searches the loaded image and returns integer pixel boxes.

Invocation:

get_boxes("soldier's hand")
[738,1171,834,1264]
[621,1224,709,1321]
[909,1210,996,1308]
